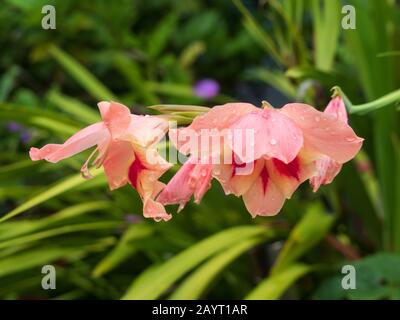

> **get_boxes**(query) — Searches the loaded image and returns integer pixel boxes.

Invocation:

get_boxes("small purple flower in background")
[124,214,143,224]
[193,78,220,99]
[20,130,32,144]
[6,122,32,144]
[7,122,21,133]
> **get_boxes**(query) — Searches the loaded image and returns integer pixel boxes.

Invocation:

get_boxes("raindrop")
[314,116,321,122]
[270,138,277,145]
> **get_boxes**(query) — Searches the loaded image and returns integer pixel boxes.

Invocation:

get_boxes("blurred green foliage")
[0,0,399,300]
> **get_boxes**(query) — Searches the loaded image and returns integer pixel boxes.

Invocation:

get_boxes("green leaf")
[0,168,105,223]
[315,253,400,300]
[169,236,264,300]
[0,201,111,241]
[245,264,311,300]
[232,0,284,66]
[147,13,178,58]
[179,41,206,67]
[0,221,121,249]
[121,225,271,300]
[0,247,77,278]
[0,238,115,278]
[47,90,100,124]
[49,45,117,101]
[0,103,80,136]
[271,203,335,274]
[248,68,297,99]
[92,223,154,278]
[312,0,341,71]
[113,53,158,105]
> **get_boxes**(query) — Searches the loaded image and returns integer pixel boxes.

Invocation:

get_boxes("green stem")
[332,86,400,114]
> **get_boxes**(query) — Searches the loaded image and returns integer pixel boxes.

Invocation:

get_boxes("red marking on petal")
[260,166,269,194]
[231,152,248,177]
[273,157,300,181]
[128,155,146,189]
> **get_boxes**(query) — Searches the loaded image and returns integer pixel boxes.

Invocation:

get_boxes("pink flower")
[309,96,352,191]
[159,103,256,211]
[157,156,213,212]
[29,101,172,221]
[160,101,363,217]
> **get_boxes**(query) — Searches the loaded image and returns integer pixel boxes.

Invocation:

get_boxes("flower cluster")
[29,97,363,221]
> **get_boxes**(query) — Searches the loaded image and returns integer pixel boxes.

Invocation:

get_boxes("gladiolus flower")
[161,100,363,217]
[309,96,353,191]
[159,103,256,211]
[29,101,172,221]
[157,156,213,212]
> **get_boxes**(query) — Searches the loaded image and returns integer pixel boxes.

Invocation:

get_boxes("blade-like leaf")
[49,45,117,101]
[245,264,311,300]
[92,223,154,278]
[0,168,104,223]
[0,201,110,241]
[122,225,271,300]
[271,203,335,274]
[170,236,264,300]
[47,90,100,124]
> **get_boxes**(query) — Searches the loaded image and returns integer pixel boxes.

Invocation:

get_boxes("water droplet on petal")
[270,139,277,145]
[314,116,321,122]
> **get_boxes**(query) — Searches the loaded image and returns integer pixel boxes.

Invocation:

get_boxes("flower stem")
[331,86,400,114]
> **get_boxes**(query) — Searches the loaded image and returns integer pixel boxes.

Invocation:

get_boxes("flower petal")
[143,197,172,222]
[242,160,286,217]
[229,108,304,164]
[158,157,213,211]
[29,122,108,163]
[310,156,342,192]
[102,140,135,190]
[127,115,169,147]
[170,103,257,154]
[213,157,261,196]
[98,101,131,139]
[280,103,363,163]
[266,155,315,199]
[324,96,348,122]
[127,147,172,221]
[188,102,258,131]
[128,147,171,193]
